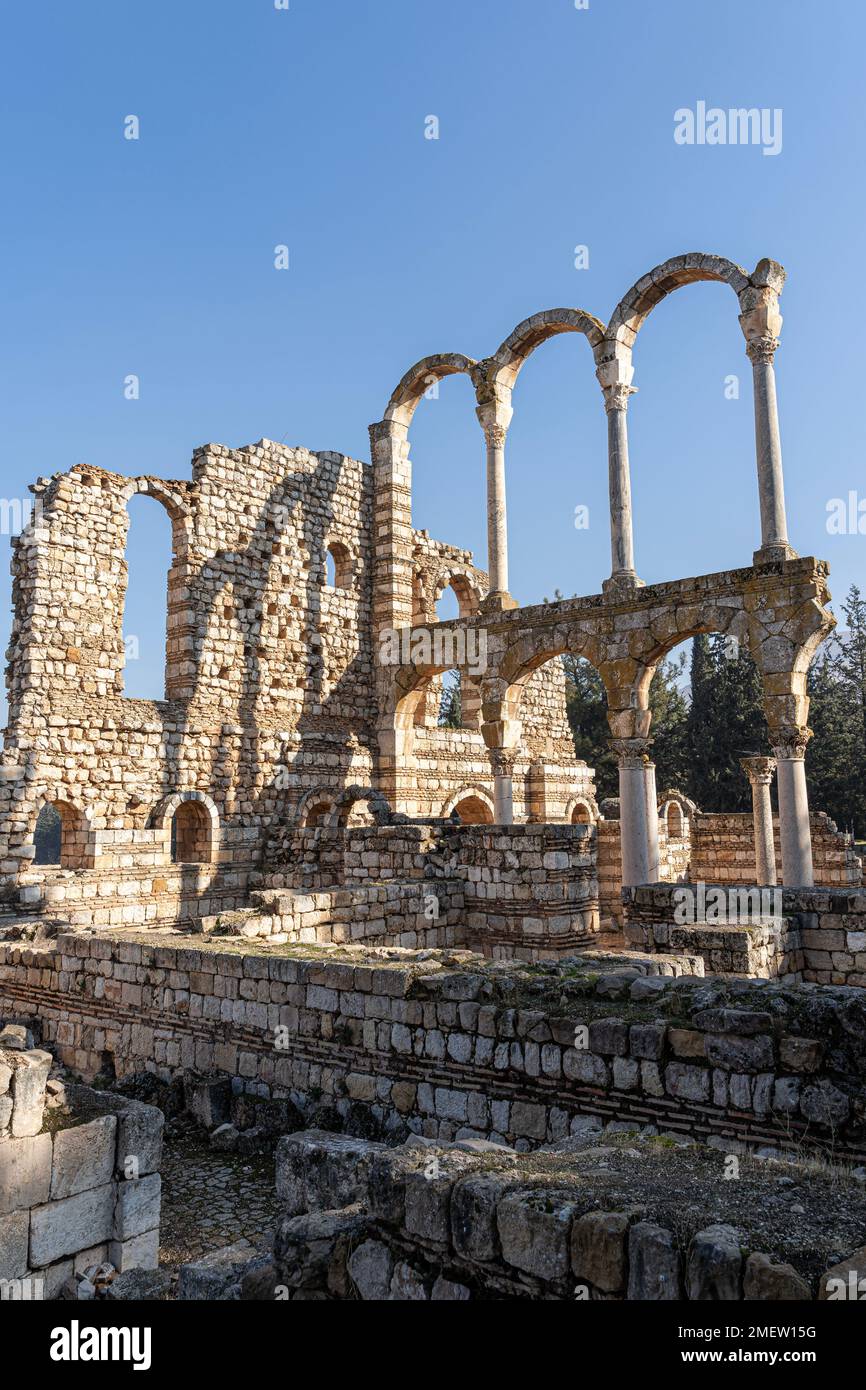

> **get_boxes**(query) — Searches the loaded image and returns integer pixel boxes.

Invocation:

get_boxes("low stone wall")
[16,862,254,930]
[443,824,598,958]
[2,932,863,1162]
[261,822,599,959]
[202,880,466,951]
[270,1129,866,1301]
[0,1029,164,1297]
[690,812,862,888]
[624,884,866,988]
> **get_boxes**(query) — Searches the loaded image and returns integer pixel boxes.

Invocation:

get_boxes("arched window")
[666,801,684,836]
[123,494,174,700]
[324,541,352,590]
[571,801,593,825]
[303,800,333,828]
[450,794,494,825]
[171,801,211,864]
[34,801,87,869]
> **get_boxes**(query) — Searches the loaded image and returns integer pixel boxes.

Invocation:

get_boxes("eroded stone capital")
[609,736,654,770]
[740,755,777,786]
[746,335,780,367]
[772,727,812,761]
[490,748,518,777]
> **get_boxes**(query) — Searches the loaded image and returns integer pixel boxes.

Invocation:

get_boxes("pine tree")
[438,670,462,728]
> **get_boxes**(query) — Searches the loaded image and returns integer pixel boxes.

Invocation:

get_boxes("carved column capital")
[609,737,654,770]
[490,748,518,778]
[602,382,637,414]
[772,727,812,761]
[475,400,513,448]
[740,755,777,786]
[745,334,780,366]
[482,421,508,449]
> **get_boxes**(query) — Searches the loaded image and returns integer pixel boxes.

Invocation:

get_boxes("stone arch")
[431,569,483,619]
[441,787,495,823]
[149,791,220,865]
[30,794,93,869]
[485,625,604,740]
[604,253,752,354]
[564,795,599,826]
[326,784,394,828]
[384,353,477,430]
[324,538,354,590]
[296,787,337,828]
[481,308,606,396]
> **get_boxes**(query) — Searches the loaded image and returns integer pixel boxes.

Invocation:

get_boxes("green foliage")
[806,585,866,837]
[438,670,462,729]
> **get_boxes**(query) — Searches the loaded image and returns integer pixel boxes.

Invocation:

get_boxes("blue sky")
[1,0,864,706]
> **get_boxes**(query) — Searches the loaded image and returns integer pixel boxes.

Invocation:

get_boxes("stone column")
[738,271,795,564]
[476,399,516,610]
[490,748,517,825]
[369,418,414,810]
[740,755,778,885]
[596,355,641,591]
[772,729,814,886]
[746,335,791,560]
[611,738,660,886]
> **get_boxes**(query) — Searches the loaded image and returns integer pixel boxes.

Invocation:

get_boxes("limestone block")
[0,1131,52,1214]
[109,1228,160,1274]
[571,1211,630,1293]
[50,1115,117,1199]
[9,1049,52,1137]
[744,1252,811,1300]
[347,1238,394,1300]
[627,1222,682,1300]
[687,1224,743,1300]
[29,1183,115,1267]
[0,1209,30,1280]
[275,1129,385,1217]
[497,1189,577,1281]
[114,1174,161,1241]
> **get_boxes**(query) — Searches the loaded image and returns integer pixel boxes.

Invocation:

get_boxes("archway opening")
[303,800,333,828]
[450,794,494,825]
[324,541,352,590]
[666,801,684,836]
[123,494,174,700]
[571,801,593,825]
[171,801,211,864]
[34,800,87,869]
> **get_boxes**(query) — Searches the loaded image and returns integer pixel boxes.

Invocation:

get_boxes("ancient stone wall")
[3,934,862,1161]
[690,812,862,888]
[0,1029,164,1295]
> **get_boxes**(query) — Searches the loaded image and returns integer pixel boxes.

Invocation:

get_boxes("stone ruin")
[1,252,865,1301]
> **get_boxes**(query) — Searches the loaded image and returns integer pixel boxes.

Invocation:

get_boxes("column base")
[753,543,798,566]
[603,571,645,600]
[481,590,519,613]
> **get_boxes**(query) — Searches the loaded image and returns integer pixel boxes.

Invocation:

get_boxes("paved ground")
[158,1127,283,1272]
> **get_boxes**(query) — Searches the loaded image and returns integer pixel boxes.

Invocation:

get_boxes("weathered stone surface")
[0,1209,29,1280]
[108,1228,159,1274]
[627,1222,682,1300]
[818,1245,866,1300]
[497,1189,577,1281]
[30,1184,114,1267]
[744,1252,811,1300]
[347,1238,394,1300]
[177,1239,255,1300]
[50,1115,117,1200]
[389,1261,428,1300]
[0,1131,51,1214]
[8,1049,51,1137]
[275,1129,385,1217]
[571,1210,630,1293]
[105,1266,173,1300]
[113,1173,161,1241]
[687,1224,743,1301]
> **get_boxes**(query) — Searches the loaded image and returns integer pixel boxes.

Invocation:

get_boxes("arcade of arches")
[0,252,858,962]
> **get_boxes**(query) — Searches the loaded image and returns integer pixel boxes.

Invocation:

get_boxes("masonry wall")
[2,934,862,1161]
[690,812,862,888]
[624,884,866,988]
[0,1042,163,1296]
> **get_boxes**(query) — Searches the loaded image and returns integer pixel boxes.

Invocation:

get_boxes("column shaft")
[749,341,790,553]
[740,756,778,886]
[776,753,814,886]
[606,399,637,577]
[486,427,509,596]
[613,740,659,887]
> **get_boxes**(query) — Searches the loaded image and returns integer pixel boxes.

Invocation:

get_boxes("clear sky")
[1,0,864,709]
